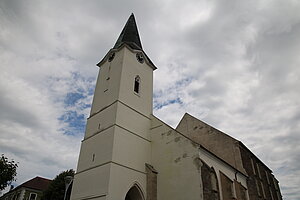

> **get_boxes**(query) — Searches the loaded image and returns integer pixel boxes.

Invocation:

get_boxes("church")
[70,14,282,200]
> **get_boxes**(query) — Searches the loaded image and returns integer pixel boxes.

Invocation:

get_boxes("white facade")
[150,115,203,200]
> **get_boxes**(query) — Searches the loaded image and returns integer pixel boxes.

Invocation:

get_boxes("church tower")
[71,14,156,200]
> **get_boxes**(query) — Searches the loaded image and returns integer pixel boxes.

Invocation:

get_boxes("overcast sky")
[0,0,299,199]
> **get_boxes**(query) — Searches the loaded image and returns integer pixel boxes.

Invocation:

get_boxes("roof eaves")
[97,44,157,70]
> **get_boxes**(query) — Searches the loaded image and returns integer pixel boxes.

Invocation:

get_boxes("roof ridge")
[178,112,239,142]
[34,176,52,181]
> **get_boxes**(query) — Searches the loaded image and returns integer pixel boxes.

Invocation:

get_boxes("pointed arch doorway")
[125,185,144,200]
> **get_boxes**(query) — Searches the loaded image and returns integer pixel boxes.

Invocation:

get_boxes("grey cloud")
[0,0,299,199]
[153,2,300,199]
[0,98,39,128]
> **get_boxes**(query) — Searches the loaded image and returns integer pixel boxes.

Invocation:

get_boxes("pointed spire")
[113,13,143,50]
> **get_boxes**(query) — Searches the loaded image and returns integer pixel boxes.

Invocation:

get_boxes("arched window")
[210,168,219,195]
[134,76,140,94]
[201,161,220,200]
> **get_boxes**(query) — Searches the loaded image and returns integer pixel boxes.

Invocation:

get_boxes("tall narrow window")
[234,181,248,200]
[251,158,256,175]
[269,187,274,200]
[261,181,266,199]
[256,163,262,178]
[256,179,262,196]
[29,193,37,200]
[210,168,218,193]
[220,171,235,200]
[134,76,140,94]
[265,171,270,184]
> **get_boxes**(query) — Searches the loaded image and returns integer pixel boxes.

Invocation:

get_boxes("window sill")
[134,92,140,97]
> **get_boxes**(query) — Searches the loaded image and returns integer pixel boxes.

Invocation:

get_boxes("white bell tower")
[70,14,156,200]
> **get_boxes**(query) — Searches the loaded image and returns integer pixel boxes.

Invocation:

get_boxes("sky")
[0,0,299,199]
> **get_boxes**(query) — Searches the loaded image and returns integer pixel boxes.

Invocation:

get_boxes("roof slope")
[113,13,142,50]
[18,176,52,191]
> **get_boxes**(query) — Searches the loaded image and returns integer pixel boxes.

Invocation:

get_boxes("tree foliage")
[0,154,18,191]
[42,169,75,200]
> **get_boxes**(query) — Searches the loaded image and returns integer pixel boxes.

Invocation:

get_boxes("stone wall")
[239,144,282,200]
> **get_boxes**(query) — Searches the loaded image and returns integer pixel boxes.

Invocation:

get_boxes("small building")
[70,14,282,200]
[0,177,51,200]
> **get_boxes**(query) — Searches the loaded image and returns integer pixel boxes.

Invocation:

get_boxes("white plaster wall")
[85,102,117,139]
[150,115,203,200]
[76,127,114,172]
[71,164,110,200]
[119,48,153,117]
[106,163,147,200]
[108,47,152,178]
[91,47,153,117]
[112,126,151,173]
[116,101,151,140]
[90,48,124,115]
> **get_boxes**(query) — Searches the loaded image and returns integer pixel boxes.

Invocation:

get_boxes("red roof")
[19,176,52,191]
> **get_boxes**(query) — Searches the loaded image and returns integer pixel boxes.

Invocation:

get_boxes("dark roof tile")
[19,176,51,191]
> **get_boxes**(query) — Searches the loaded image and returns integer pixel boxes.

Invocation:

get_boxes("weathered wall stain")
[193,157,202,171]
[174,157,181,163]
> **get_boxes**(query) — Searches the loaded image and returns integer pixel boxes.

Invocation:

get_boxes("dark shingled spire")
[97,14,156,69]
[113,13,143,50]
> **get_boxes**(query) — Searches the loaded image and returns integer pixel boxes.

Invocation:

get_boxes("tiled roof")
[18,176,52,191]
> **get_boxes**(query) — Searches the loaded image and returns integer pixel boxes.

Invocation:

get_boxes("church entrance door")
[125,185,144,200]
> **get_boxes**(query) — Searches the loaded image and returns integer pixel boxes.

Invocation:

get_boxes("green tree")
[42,169,74,200]
[0,154,18,191]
